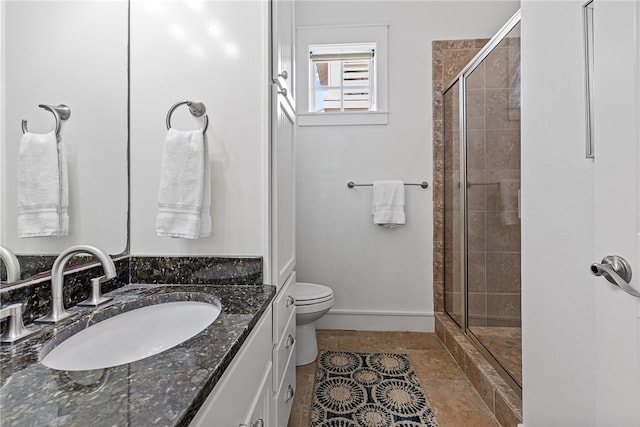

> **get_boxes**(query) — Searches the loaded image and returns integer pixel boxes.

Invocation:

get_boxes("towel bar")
[347,181,429,189]
[166,100,209,134]
[21,104,71,139]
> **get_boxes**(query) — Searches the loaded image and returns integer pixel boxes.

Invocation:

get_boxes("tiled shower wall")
[433,38,522,328]
[432,39,488,314]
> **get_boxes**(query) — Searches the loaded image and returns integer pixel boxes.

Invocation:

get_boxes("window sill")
[297,111,389,126]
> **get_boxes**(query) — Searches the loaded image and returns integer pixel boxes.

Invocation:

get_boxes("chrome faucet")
[35,245,116,324]
[0,246,21,283]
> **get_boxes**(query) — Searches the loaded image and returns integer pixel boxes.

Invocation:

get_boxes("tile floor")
[287,330,501,427]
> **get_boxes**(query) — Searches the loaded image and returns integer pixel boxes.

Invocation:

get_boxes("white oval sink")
[41,301,221,371]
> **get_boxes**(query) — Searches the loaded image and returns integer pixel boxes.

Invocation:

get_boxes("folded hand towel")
[17,131,69,237]
[156,128,211,239]
[372,180,405,228]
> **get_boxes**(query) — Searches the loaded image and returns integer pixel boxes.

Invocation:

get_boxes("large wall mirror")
[0,1,129,286]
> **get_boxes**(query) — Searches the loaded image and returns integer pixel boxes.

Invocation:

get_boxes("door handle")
[591,255,640,298]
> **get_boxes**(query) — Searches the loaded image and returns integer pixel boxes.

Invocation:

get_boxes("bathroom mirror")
[0,1,129,286]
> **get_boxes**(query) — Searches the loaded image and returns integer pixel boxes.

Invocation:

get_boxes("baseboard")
[316,308,435,332]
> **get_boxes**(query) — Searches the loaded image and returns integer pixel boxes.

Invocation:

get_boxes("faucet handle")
[77,276,113,308]
[0,303,38,343]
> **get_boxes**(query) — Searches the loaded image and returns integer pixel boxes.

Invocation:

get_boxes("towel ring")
[165,100,209,134]
[21,104,71,138]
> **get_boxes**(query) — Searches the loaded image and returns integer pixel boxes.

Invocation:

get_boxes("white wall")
[295,1,519,331]
[521,1,596,424]
[129,0,269,257]
[1,1,128,255]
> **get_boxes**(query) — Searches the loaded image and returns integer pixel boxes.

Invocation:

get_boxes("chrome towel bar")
[347,181,429,189]
[166,100,208,134]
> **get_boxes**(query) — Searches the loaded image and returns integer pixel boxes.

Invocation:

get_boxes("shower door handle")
[590,255,640,298]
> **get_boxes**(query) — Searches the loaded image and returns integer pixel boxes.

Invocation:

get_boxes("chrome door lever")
[591,255,640,298]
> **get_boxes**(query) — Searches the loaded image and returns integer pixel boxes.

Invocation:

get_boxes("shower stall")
[442,11,522,391]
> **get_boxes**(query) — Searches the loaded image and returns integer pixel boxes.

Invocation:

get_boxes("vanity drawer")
[275,352,296,427]
[273,308,296,393]
[272,271,296,345]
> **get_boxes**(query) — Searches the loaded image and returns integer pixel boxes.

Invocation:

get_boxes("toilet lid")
[296,282,333,302]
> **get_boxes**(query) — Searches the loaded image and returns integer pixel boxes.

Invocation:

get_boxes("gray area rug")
[311,351,439,427]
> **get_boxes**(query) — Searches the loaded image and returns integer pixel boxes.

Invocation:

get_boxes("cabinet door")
[272,0,295,109]
[240,362,272,427]
[271,88,296,289]
[189,308,272,427]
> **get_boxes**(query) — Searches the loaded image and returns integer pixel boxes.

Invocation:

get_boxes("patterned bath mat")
[311,351,439,427]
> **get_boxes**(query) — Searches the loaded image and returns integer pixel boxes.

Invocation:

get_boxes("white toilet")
[294,282,334,366]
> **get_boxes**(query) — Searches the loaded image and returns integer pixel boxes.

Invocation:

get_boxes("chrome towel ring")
[21,104,71,138]
[165,100,208,134]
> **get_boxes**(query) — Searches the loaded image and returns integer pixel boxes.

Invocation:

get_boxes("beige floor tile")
[289,330,499,427]
[421,378,500,427]
[337,333,404,353]
[316,330,338,351]
[406,349,467,381]
[396,331,447,351]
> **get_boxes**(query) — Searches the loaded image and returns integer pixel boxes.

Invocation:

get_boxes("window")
[309,44,376,113]
[296,24,388,126]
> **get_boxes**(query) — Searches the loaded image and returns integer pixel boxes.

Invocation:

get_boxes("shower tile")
[486,252,521,294]
[433,210,444,242]
[397,332,447,351]
[485,170,520,212]
[468,211,486,252]
[486,129,520,171]
[468,251,487,293]
[466,89,486,130]
[465,360,496,412]
[444,251,453,289]
[495,386,523,427]
[484,47,509,89]
[485,89,520,130]
[444,130,460,170]
[433,119,444,158]
[434,91,443,121]
[467,62,485,90]
[467,130,486,171]
[434,284,445,312]
[421,379,500,427]
[487,294,521,324]
[407,350,466,381]
[468,292,487,325]
[443,209,454,246]
[467,170,487,211]
[443,49,480,83]
[486,212,520,252]
[433,241,445,283]
[434,314,522,425]
[474,38,491,48]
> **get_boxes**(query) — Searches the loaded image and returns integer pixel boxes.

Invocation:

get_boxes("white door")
[592,0,640,424]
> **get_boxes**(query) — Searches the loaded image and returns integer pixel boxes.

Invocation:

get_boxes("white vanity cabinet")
[271,273,297,426]
[270,0,297,425]
[190,307,273,427]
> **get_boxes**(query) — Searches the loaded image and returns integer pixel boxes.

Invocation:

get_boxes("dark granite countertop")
[0,283,275,426]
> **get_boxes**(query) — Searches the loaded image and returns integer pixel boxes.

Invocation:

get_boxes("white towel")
[17,131,69,237]
[156,128,211,239]
[372,180,406,228]
[498,179,520,225]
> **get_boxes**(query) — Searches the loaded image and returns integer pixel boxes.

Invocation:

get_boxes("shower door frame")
[442,9,522,395]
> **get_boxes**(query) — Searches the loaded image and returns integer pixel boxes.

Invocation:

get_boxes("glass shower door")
[465,23,522,386]
[441,14,522,391]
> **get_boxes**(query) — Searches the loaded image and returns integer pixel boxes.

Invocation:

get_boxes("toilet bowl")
[295,282,334,366]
